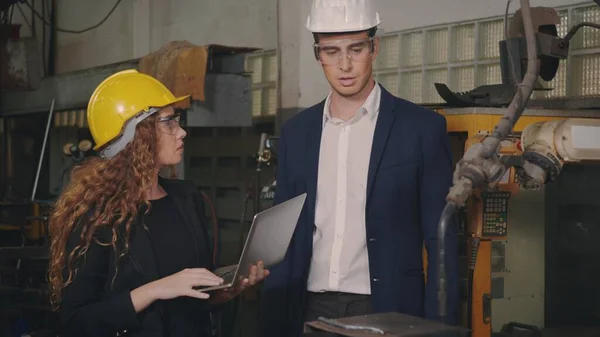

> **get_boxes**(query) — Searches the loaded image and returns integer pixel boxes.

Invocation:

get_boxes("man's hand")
[210,261,270,304]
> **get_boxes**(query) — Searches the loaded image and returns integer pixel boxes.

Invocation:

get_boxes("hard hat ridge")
[306,0,381,33]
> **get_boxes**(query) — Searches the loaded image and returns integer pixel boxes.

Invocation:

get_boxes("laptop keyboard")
[213,264,238,283]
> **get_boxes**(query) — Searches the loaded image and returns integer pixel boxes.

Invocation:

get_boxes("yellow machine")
[437,107,600,337]
[429,1,600,336]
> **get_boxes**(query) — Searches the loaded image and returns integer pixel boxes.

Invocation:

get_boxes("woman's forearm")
[130,282,160,313]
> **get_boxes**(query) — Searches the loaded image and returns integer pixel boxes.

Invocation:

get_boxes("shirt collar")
[322,82,381,128]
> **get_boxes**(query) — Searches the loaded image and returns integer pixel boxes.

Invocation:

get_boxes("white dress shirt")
[307,83,381,295]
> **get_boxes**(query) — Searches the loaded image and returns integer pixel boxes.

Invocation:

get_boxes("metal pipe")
[31,99,55,201]
[483,0,539,157]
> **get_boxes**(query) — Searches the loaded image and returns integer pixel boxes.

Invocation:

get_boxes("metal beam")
[0,59,140,116]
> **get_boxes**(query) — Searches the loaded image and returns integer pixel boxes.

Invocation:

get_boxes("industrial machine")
[436,1,600,337]
[255,133,279,210]
[440,107,600,337]
[434,2,600,109]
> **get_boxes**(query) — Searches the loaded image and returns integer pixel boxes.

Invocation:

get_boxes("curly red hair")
[48,116,158,309]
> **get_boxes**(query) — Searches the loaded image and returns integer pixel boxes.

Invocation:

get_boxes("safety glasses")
[313,37,375,66]
[157,112,182,135]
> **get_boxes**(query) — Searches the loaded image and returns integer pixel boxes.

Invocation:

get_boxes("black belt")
[307,291,370,302]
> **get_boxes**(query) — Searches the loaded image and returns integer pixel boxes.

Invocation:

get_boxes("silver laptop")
[196,193,307,292]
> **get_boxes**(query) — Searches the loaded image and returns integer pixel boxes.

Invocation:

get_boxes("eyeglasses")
[157,113,182,135]
[313,37,375,66]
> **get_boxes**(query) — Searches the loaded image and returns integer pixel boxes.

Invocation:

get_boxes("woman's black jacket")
[59,177,214,337]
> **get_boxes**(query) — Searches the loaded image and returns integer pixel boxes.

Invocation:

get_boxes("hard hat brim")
[170,94,190,106]
[308,26,379,33]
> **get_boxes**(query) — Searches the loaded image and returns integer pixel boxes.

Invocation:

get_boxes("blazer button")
[373,278,380,282]
[369,238,376,242]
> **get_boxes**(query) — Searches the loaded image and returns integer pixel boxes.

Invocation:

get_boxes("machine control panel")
[481,191,510,237]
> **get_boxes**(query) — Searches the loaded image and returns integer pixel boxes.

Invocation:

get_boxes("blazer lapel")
[366,86,397,206]
[306,101,326,227]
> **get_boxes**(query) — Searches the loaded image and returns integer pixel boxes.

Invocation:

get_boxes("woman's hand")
[152,268,224,300]
[131,268,223,312]
[210,261,270,304]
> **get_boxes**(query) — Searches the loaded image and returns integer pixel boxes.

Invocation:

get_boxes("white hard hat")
[306,0,382,33]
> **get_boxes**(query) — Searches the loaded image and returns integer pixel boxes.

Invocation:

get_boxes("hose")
[487,0,539,149]
[467,236,481,337]
[436,201,458,322]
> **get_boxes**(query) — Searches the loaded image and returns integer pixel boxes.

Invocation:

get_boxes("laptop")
[196,193,307,292]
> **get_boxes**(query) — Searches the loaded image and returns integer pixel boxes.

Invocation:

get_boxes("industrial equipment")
[436,1,600,337]
[62,139,94,163]
[434,2,600,108]
[440,107,600,337]
[255,133,279,211]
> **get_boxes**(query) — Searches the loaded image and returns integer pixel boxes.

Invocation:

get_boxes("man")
[259,0,459,336]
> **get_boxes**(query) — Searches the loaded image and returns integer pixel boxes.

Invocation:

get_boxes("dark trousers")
[304,291,373,323]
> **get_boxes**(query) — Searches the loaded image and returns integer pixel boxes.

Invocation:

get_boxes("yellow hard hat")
[87,69,189,158]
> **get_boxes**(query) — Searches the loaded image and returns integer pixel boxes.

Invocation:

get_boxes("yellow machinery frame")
[423,107,577,337]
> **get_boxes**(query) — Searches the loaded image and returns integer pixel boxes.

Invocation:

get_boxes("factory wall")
[282,0,590,109]
[11,0,278,73]
[10,0,587,79]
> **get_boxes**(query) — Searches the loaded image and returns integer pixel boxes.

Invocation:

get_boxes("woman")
[48,69,268,337]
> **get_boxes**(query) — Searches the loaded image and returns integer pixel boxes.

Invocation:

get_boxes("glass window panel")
[401,32,423,68]
[571,6,600,50]
[451,24,475,62]
[451,66,475,92]
[400,71,422,103]
[265,53,277,82]
[425,28,448,65]
[571,54,600,96]
[556,10,569,38]
[265,88,277,115]
[479,20,503,60]
[375,35,399,70]
[252,89,262,116]
[476,63,502,86]
[250,56,262,83]
[424,69,448,103]
[377,73,399,96]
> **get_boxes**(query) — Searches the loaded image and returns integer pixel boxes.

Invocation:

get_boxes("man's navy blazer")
[258,85,459,337]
